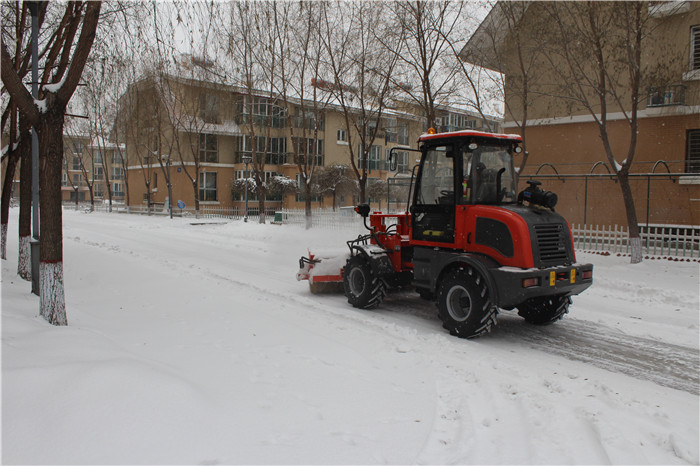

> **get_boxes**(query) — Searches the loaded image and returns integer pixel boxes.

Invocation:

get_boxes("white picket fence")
[572,224,700,259]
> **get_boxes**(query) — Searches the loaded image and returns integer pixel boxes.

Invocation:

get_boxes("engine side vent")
[534,223,572,266]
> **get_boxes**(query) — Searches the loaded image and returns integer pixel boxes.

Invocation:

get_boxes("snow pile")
[2,209,698,464]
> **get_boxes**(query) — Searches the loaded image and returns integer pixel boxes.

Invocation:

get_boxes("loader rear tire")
[436,267,497,339]
[343,254,386,309]
[517,295,571,325]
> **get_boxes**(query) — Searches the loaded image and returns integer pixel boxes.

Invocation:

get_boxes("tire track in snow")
[374,291,699,395]
[492,316,700,395]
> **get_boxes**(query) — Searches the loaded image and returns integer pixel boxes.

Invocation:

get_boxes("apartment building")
[464,1,700,227]
[61,135,126,206]
[116,65,497,215]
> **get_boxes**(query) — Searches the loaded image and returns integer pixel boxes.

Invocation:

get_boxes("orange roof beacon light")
[427,127,436,135]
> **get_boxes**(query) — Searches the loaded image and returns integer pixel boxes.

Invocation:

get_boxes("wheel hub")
[348,267,366,296]
[446,285,472,322]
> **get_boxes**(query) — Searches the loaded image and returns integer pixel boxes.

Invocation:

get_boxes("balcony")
[235,114,287,129]
[234,151,291,165]
[293,116,325,131]
[647,84,686,107]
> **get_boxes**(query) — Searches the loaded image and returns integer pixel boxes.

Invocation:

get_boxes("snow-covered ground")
[2,208,698,465]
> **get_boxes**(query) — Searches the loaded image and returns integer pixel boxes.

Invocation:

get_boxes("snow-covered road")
[2,209,698,464]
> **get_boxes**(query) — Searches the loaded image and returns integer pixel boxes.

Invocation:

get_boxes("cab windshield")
[463,144,517,204]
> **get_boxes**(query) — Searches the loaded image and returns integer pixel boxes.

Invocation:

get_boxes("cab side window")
[461,151,472,203]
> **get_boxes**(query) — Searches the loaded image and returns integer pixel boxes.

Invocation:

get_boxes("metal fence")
[63,201,277,221]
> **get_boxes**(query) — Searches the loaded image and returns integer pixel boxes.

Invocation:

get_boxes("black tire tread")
[436,267,498,339]
[343,255,386,309]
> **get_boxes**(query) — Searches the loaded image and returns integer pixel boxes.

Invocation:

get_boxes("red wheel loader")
[297,129,593,338]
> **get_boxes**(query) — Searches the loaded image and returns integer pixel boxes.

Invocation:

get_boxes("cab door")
[411,144,456,243]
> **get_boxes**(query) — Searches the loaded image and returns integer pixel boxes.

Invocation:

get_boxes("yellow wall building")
[116,71,499,215]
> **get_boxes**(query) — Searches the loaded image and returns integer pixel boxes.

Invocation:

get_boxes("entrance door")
[412,145,456,243]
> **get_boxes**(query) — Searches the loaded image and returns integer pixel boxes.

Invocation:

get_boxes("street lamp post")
[29,1,40,296]
[242,156,252,222]
[161,154,172,219]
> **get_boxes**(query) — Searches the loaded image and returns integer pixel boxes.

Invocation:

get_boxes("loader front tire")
[344,254,386,309]
[436,267,497,338]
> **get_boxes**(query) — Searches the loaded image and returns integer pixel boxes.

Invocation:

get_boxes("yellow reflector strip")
[570,269,576,283]
[549,271,556,286]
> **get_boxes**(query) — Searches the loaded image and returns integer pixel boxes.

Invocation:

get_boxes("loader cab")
[411,131,521,243]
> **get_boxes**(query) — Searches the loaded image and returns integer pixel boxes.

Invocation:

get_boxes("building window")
[72,141,83,155]
[238,136,287,165]
[385,125,397,144]
[112,153,123,165]
[70,191,85,201]
[94,149,103,164]
[647,84,686,107]
[200,93,220,123]
[691,25,700,71]
[447,113,476,131]
[111,166,124,180]
[154,172,158,189]
[294,107,324,130]
[358,145,382,171]
[94,166,104,180]
[200,133,218,163]
[94,183,104,197]
[337,129,347,143]
[293,137,324,166]
[113,182,125,197]
[398,124,409,145]
[240,97,287,128]
[199,172,218,201]
[687,129,700,173]
[62,173,68,187]
[72,173,83,185]
[266,137,287,165]
[72,156,81,170]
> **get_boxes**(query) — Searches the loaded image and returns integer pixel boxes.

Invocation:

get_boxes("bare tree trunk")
[193,179,200,219]
[38,112,67,326]
[258,197,266,224]
[304,183,312,230]
[1,150,19,260]
[358,177,367,204]
[618,173,642,263]
[17,132,31,280]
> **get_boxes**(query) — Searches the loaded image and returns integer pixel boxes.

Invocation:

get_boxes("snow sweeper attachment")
[296,250,347,294]
[296,129,593,339]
